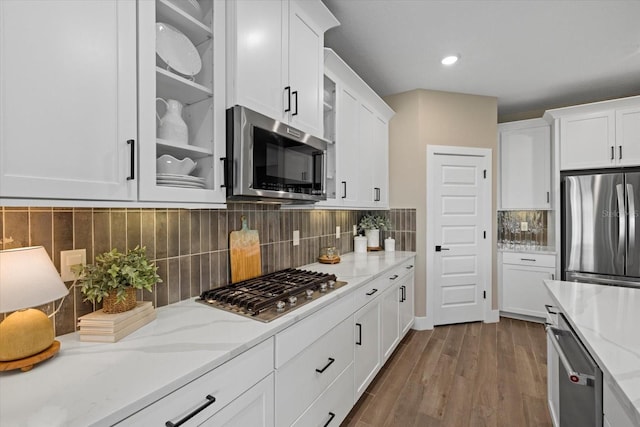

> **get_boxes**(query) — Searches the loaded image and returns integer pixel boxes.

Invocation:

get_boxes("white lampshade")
[0,246,69,313]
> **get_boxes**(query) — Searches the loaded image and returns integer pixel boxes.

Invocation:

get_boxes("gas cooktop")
[197,268,347,322]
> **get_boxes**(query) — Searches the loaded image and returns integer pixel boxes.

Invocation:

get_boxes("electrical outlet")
[520,222,529,232]
[293,230,300,246]
[336,226,341,239]
[60,249,86,281]
[353,225,357,235]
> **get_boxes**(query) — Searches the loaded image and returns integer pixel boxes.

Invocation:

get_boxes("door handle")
[315,357,335,374]
[617,183,626,258]
[366,288,378,296]
[611,145,615,160]
[284,86,291,113]
[341,181,347,199]
[628,183,636,256]
[435,245,449,252]
[292,90,298,116]
[165,395,216,427]
[323,412,336,427]
[220,157,228,188]
[355,323,362,345]
[619,145,623,160]
[127,139,135,180]
[390,274,399,280]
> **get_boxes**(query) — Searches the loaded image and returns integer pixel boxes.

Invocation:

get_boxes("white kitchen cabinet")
[226,0,338,138]
[319,49,394,210]
[116,338,274,426]
[399,266,415,336]
[381,278,401,362]
[499,119,551,209]
[560,111,616,170]
[137,0,227,205]
[354,297,381,400]
[0,0,137,201]
[615,106,640,167]
[500,252,556,320]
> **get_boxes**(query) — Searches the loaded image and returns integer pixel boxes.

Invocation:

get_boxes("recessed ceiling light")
[441,55,459,65]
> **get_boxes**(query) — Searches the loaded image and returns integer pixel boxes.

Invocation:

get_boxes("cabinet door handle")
[546,191,550,203]
[323,412,336,427]
[341,181,347,199]
[401,285,406,302]
[220,157,228,188]
[611,145,615,160]
[366,288,378,296]
[356,323,362,345]
[552,273,555,280]
[165,395,216,427]
[374,187,380,201]
[390,274,399,280]
[284,86,291,112]
[315,357,336,374]
[619,145,623,160]
[399,285,404,302]
[292,90,298,116]
[127,139,135,180]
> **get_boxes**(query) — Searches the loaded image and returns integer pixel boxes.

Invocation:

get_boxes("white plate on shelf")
[166,0,203,21]
[158,182,205,189]
[156,22,202,77]
[156,173,205,184]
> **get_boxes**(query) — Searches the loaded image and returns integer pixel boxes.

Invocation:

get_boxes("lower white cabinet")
[500,252,556,319]
[354,296,381,400]
[116,338,274,426]
[381,280,401,361]
[400,267,415,336]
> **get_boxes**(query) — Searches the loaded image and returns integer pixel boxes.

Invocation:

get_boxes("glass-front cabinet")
[138,0,226,205]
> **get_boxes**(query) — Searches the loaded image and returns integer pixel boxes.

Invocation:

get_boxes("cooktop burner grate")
[197,268,347,322]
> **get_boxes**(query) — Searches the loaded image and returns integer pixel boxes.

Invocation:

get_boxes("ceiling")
[322,0,640,119]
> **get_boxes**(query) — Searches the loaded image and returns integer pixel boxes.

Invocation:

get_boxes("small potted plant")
[73,246,161,314]
[358,214,392,249]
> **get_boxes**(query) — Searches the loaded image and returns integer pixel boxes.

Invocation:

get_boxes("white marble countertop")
[0,251,415,427]
[498,246,556,254]
[545,280,640,425]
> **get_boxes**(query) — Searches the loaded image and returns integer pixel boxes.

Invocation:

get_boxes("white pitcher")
[156,98,188,144]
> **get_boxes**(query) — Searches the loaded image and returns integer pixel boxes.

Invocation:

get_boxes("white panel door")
[0,0,137,200]
[432,154,488,325]
[288,0,323,136]
[616,107,640,167]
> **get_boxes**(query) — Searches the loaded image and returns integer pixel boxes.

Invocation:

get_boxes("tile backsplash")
[0,205,416,336]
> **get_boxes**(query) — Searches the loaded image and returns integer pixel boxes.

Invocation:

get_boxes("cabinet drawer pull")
[356,323,362,345]
[284,86,291,112]
[366,288,378,296]
[165,394,215,427]
[127,139,135,180]
[292,90,298,116]
[406,265,414,269]
[520,258,536,262]
[315,357,336,374]
[323,412,336,427]
[390,274,399,280]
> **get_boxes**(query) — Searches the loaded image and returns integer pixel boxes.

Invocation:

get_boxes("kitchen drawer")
[275,292,354,368]
[276,316,353,427]
[502,252,556,268]
[354,275,388,311]
[116,338,274,426]
[291,362,354,427]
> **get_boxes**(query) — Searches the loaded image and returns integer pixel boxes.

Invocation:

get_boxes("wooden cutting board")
[229,216,262,283]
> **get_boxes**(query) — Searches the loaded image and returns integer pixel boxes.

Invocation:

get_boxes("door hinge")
[483,231,486,239]
[483,169,487,179]
[483,291,486,299]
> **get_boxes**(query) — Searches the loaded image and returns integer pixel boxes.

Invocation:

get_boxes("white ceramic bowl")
[156,155,196,175]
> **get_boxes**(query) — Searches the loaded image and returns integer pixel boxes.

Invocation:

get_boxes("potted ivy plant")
[358,214,391,249]
[73,246,161,314]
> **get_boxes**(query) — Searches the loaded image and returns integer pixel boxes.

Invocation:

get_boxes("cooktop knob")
[319,282,328,293]
[328,280,336,289]
[276,301,286,312]
[288,296,298,306]
[306,289,314,299]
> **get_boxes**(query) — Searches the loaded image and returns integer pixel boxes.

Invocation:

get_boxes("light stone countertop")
[0,251,416,427]
[498,246,557,254]
[545,280,640,425]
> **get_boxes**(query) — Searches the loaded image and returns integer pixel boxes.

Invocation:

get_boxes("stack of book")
[78,301,156,343]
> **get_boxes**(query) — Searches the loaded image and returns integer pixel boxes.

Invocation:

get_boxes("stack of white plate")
[157,173,206,189]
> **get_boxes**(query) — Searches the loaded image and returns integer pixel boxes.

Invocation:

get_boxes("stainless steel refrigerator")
[562,171,640,287]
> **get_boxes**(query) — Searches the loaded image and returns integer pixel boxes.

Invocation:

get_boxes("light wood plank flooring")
[342,317,551,427]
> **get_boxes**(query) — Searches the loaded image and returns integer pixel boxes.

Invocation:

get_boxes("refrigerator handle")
[617,184,627,258]
[628,184,636,256]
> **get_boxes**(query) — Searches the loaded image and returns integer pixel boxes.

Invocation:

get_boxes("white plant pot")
[365,229,380,248]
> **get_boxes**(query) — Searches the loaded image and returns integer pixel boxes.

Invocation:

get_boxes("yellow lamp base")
[0,340,60,372]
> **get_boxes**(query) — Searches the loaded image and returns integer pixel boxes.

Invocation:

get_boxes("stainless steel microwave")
[225,105,327,203]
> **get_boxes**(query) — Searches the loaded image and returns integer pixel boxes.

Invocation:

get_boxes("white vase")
[365,229,380,248]
[156,98,188,144]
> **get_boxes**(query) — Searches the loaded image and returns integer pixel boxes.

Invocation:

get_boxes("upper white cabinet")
[499,119,551,209]
[0,0,137,201]
[137,0,227,204]
[226,0,339,138]
[544,95,640,171]
[320,49,394,210]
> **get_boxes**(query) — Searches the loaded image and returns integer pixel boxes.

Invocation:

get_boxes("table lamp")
[0,246,69,372]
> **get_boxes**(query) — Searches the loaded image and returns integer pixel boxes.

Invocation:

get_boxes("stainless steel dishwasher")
[546,311,603,427]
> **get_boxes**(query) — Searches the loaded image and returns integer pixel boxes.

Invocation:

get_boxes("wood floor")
[342,317,552,427]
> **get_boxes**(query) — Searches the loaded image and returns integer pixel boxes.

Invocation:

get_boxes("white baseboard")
[411,316,433,330]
